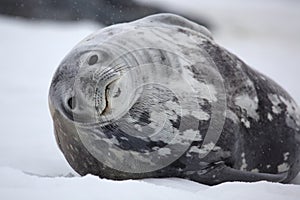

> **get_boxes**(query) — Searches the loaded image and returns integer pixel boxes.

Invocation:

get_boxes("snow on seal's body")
[48,13,300,185]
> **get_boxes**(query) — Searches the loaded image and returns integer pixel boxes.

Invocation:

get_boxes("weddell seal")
[48,13,300,185]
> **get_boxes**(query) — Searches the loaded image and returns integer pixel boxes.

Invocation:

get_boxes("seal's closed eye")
[88,55,98,65]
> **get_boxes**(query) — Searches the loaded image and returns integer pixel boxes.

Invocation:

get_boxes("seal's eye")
[88,55,98,65]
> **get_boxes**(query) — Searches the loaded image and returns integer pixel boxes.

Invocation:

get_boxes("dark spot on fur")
[146,140,168,149]
[113,88,121,98]
[171,160,187,170]
[170,115,181,129]
[177,28,189,35]
[139,111,151,124]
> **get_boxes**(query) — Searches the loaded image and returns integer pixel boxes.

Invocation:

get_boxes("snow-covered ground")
[1,0,300,199]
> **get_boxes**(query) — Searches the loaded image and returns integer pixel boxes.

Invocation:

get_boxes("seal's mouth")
[100,79,118,116]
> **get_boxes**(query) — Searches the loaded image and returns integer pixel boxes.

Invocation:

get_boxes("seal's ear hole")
[67,97,76,110]
[88,55,98,65]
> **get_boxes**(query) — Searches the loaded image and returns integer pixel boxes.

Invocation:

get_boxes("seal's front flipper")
[190,162,288,186]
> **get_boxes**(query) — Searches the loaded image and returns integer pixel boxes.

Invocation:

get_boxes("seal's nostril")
[67,97,76,110]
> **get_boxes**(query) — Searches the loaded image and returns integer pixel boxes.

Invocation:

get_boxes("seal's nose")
[60,95,77,121]
[67,96,76,110]
[61,76,120,123]
[63,88,106,123]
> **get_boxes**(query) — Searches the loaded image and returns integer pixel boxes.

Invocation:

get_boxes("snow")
[1,0,300,199]
[0,17,98,177]
[1,167,299,200]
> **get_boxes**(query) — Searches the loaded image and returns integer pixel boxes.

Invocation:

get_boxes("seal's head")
[49,13,213,124]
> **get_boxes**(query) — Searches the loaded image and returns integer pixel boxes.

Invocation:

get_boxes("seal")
[48,13,300,185]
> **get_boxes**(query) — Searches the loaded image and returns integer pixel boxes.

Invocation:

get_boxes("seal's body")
[49,14,300,185]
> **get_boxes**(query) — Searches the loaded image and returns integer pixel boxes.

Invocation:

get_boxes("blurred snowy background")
[0,0,299,199]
